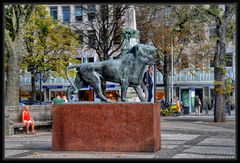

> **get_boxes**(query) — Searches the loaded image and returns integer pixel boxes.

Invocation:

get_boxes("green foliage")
[205,6,223,18]
[213,78,234,95]
[216,66,228,75]
[226,21,235,41]
[22,5,80,78]
[213,80,224,86]
[225,77,234,94]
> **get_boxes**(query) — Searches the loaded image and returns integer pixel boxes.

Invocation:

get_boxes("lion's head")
[129,44,157,64]
[122,44,157,85]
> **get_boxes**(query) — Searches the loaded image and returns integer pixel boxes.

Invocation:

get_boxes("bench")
[5,105,52,135]
[13,120,52,134]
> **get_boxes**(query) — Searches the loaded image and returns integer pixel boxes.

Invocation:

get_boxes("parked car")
[19,103,26,106]
[41,101,53,105]
[19,100,42,105]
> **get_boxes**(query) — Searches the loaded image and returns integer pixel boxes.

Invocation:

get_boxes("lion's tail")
[66,64,81,92]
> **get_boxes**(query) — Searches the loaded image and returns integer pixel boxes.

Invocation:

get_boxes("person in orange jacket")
[177,98,181,115]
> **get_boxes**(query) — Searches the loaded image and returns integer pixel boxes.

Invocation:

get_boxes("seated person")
[52,94,65,104]
[62,95,68,103]
[22,105,36,135]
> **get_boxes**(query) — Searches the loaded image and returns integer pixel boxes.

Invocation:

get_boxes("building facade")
[20,4,123,102]
[20,4,235,114]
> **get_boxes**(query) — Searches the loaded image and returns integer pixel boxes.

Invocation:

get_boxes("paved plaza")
[4,113,236,160]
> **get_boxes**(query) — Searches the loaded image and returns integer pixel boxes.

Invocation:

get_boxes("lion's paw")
[121,98,128,102]
[73,90,79,94]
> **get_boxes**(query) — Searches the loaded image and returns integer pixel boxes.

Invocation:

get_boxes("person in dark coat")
[143,65,153,102]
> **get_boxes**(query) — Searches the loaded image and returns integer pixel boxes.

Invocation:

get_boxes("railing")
[20,72,73,85]
[21,68,234,85]
[156,68,234,84]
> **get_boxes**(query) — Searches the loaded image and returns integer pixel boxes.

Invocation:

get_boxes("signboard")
[107,84,116,88]
[42,85,63,89]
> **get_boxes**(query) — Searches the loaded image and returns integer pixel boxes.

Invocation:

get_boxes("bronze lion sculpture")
[66,43,157,102]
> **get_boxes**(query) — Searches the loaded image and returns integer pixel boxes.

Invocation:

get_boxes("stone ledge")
[5,105,52,135]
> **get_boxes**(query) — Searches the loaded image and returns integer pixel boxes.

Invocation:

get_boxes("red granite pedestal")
[52,103,160,152]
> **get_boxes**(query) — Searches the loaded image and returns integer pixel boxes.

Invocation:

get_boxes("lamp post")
[34,67,48,104]
[171,43,174,103]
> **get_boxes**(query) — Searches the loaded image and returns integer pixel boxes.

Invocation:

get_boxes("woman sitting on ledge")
[22,105,36,135]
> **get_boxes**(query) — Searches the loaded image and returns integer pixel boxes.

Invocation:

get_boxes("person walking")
[195,96,202,115]
[177,98,181,115]
[143,65,153,102]
[226,101,231,116]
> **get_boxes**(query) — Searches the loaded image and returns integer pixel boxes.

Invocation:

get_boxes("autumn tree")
[136,4,235,122]
[171,5,235,121]
[4,5,34,106]
[22,5,80,101]
[136,5,212,103]
[203,5,236,122]
[136,5,172,102]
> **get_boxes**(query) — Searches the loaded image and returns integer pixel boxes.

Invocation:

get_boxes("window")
[209,53,233,67]
[88,30,96,48]
[210,53,214,67]
[100,5,109,22]
[77,57,82,62]
[210,5,218,10]
[210,59,214,67]
[225,53,233,67]
[76,30,83,44]
[114,30,122,44]
[181,54,189,68]
[62,6,70,23]
[75,6,83,22]
[83,57,87,63]
[225,5,230,12]
[50,6,58,21]
[194,55,203,68]
[209,26,217,39]
[87,5,96,21]
[113,56,119,60]
[88,57,94,63]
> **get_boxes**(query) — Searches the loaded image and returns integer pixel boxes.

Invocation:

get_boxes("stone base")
[52,103,160,152]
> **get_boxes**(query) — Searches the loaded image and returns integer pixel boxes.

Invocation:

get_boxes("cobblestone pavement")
[4,115,236,160]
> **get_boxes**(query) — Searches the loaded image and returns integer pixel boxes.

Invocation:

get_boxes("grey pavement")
[4,113,236,160]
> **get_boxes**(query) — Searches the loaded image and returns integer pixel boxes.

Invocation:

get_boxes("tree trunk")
[163,54,171,103]
[213,17,227,122]
[5,32,22,106]
[5,5,34,106]
[214,94,226,122]
[31,71,37,100]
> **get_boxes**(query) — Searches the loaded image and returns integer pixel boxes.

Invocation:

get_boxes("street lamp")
[34,67,48,104]
[171,43,174,103]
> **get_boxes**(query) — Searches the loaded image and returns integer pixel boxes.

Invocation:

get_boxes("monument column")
[123,5,140,52]
[123,5,143,102]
